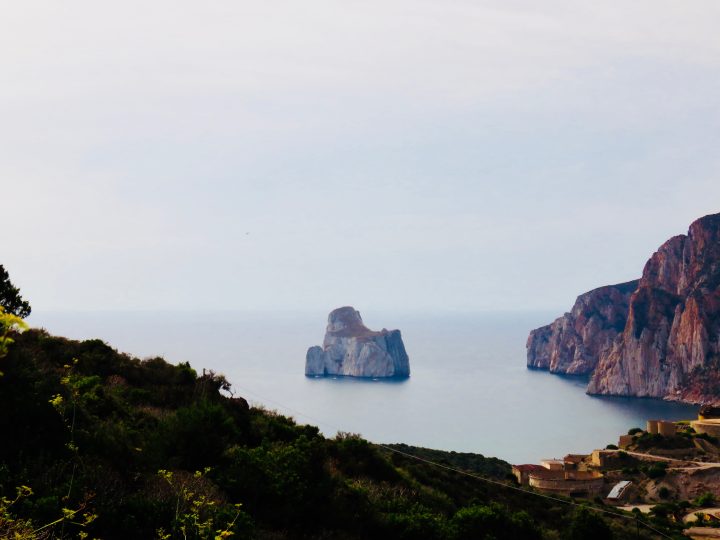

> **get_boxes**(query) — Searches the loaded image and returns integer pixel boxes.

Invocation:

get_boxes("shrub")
[696,432,719,444]
[627,427,643,435]
[383,506,449,540]
[650,503,671,519]
[645,463,667,479]
[565,507,613,540]
[695,492,716,507]
[160,400,239,469]
[451,504,541,540]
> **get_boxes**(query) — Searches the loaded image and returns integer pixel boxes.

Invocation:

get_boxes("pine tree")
[0,265,31,318]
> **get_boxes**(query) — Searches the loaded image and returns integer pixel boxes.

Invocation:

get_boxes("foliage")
[0,306,28,365]
[695,492,716,507]
[643,462,668,479]
[450,503,542,540]
[381,444,511,480]
[649,501,688,524]
[627,427,643,435]
[0,486,36,539]
[564,507,613,540]
[0,328,682,540]
[0,484,97,540]
[0,265,31,318]
[634,432,693,451]
[695,432,719,444]
[156,468,251,540]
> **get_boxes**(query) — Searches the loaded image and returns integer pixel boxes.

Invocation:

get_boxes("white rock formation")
[305,307,410,378]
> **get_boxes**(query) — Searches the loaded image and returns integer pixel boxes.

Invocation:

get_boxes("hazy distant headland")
[528,212,720,405]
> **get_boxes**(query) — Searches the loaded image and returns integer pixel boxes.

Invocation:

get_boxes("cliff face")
[527,281,638,375]
[528,213,720,403]
[305,307,410,378]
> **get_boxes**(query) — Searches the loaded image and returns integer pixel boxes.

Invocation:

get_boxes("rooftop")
[607,481,632,500]
[512,464,546,472]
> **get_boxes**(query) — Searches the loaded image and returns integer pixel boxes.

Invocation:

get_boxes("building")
[563,454,589,471]
[591,450,617,468]
[606,480,632,503]
[698,405,720,420]
[618,434,635,448]
[692,406,720,437]
[540,459,564,471]
[514,455,603,497]
[647,420,677,436]
[528,469,604,497]
[512,464,547,486]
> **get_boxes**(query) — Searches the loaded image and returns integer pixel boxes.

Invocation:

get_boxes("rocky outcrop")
[305,307,410,378]
[528,213,720,403]
[527,280,638,375]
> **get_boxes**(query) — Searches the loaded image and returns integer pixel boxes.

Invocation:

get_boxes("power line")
[232,383,675,539]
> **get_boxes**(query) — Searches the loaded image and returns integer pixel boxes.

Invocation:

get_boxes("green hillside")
[0,328,676,539]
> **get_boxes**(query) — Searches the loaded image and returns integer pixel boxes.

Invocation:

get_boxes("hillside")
[0,328,675,539]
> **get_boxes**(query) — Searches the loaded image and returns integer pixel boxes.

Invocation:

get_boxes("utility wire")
[231,383,675,539]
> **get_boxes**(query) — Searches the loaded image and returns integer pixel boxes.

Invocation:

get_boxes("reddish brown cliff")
[527,280,638,375]
[529,213,720,404]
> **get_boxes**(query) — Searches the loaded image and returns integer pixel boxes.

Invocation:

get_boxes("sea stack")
[305,307,410,378]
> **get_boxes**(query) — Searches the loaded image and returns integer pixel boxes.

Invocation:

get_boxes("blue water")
[28,310,698,464]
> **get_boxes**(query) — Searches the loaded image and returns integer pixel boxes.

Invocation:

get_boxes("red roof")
[513,464,546,472]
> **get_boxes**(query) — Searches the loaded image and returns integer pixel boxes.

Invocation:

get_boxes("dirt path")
[685,527,720,538]
[625,451,720,470]
[617,504,654,514]
[684,507,720,523]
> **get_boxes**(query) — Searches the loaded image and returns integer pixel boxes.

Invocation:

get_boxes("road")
[624,451,720,471]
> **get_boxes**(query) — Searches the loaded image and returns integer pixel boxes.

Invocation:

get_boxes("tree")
[0,308,27,361]
[565,507,613,540]
[0,265,31,318]
[451,504,542,540]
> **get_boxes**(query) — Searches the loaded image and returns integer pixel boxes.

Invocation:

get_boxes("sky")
[2,1,720,313]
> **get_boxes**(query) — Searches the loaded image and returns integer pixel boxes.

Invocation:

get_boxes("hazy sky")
[3,1,720,312]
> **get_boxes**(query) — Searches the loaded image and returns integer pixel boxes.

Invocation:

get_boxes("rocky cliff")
[528,213,720,403]
[527,280,639,375]
[305,307,410,378]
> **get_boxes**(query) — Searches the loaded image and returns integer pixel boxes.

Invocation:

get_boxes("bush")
[636,431,693,450]
[160,400,239,469]
[565,507,613,540]
[383,506,449,540]
[605,444,618,450]
[650,503,672,519]
[627,427,643,435]
[696,432,719,444]
[450,504,541,540]
[644,462,667,479]
[695,492,716,507]
[333,433,400,482]
[658,487,670,499]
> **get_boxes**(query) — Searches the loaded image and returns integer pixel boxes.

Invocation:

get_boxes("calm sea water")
[28,310,698,464]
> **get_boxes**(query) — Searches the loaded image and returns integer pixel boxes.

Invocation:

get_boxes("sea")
[28,310,698,465]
